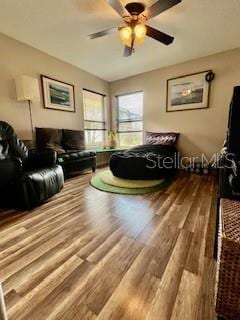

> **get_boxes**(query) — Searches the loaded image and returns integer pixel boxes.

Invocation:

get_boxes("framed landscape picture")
[166,71,211,112]
[41,75,75,112]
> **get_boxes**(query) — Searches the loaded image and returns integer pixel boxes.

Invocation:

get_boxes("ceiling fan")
[89,0,182,57]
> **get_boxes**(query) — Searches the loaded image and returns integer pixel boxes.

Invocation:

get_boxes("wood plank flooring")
[0,170,217,320]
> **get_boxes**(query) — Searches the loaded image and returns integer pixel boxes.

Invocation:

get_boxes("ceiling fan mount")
[88,0,182,57]
[124,2,146,16]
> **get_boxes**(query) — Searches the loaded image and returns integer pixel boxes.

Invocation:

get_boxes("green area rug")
[99,170,163,188]
[90,170,171,195]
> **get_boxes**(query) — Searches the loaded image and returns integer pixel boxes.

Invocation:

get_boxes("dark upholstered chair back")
[0,121,28,161]
[35,127,85,152]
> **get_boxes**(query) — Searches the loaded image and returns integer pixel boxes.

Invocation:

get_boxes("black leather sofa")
[110,144,178,180]
[36,128,96,178]
[0,121,64,210]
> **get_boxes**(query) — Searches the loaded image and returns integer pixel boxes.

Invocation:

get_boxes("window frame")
[83,88,107,148]
[116,90,144,146]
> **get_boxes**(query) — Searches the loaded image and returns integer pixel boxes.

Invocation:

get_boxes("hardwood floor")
[0,170,217,320]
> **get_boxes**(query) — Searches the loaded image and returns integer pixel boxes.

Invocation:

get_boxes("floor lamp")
[15,75,40,142]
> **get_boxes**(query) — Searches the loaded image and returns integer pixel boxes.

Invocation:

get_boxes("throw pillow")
[145,132,179,146]
[35,127,64,153]
[62,129,85,150]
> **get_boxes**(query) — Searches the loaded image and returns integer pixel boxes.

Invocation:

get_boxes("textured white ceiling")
[0,0,240,81]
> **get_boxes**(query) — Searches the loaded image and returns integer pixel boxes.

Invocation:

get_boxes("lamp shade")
[134,24,147,45]
[119,26,132,47]
[15,75,40,101]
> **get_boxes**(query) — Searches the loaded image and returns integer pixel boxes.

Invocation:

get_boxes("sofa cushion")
[35,128,64,153]
[58,150,96,164]
[22,165,64,205]
[62,129,85,151]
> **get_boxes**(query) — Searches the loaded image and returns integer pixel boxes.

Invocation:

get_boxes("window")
[83,89,106,148]
[117,91,143,147]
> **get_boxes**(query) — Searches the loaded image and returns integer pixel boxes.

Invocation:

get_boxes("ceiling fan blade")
[142,0,182,20]
[89,27,117,39]
[146,25,174,45]
[123,46,132,57]
[105,0,130,17]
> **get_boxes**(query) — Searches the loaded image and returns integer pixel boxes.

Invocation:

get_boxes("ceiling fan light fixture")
[134,24,147,45]
[119,26,132,47]
[90,0,179,57]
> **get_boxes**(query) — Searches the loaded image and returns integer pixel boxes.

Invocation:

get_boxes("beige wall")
[0,33,110,140]
[110,49,240,159]
[1,30,239,158]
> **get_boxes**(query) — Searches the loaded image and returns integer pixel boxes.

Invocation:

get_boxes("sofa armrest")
[25,149,57,170]
[0,158,23,186]
[225,156,240,195]
[226,156,240,176]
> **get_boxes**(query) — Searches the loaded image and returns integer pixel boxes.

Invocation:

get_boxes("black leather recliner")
[0,121,64,210]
